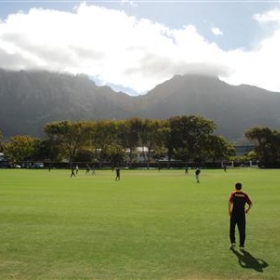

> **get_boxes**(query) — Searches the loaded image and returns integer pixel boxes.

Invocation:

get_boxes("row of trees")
[1,116,235,167]
[1,116,280,167]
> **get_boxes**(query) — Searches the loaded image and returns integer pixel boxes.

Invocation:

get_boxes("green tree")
[91,120,119,167]
[0,129,3,152]
[106,144,126,166]
[73,149,95,163]
[203,135,235,162]
[139,119,166,169]
[3,135,38,162]
[44,121,88,163]
[118,118,142,168]
[168,115,216,163]
[245,127,280,166]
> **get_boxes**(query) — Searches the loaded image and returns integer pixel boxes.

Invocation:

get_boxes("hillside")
[137,75,280,140]
[1,69,280,141]
[0,69,133,137]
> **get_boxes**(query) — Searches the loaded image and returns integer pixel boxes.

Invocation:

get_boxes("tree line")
[245,127,280,167]
[1,116,280,167]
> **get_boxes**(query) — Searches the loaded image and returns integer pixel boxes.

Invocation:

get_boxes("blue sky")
[1,1,280,95]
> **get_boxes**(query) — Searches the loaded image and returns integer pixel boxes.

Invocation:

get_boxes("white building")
[126,147,150,162]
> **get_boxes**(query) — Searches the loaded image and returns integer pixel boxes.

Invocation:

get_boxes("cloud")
[222,8,280,92]
[253,8,280,24]
[211,27,223,36]
[121,0,137,7]
[0,3,280,95]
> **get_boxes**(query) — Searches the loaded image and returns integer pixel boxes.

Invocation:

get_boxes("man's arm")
[245,202,253,214]
[245,194,253,214]
[228,201,232,216]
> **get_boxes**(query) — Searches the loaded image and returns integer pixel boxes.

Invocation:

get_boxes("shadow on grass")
[231,248,269,272]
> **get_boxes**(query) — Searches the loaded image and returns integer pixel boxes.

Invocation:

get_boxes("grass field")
[0,167,279,280]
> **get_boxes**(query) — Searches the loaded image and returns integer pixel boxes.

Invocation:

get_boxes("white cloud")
[222,8,280,92]
[121,0,137,7]
[211,27,223,36]
[254,8,280,24]
[0,3,280,95]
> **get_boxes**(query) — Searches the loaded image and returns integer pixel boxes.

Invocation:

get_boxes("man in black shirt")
[115,168,120,181]
[195,168,201,183]
[228,182,253,250]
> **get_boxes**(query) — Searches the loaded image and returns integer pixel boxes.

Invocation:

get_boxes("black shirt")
[229,191,252,217]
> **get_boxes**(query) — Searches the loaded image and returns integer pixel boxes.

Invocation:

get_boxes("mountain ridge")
[1,69,280,142]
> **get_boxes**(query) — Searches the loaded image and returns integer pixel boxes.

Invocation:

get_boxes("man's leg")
[237,218,246,248]
[230,216,237,245]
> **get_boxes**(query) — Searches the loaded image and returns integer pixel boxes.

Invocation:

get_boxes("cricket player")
[228,182,253,250]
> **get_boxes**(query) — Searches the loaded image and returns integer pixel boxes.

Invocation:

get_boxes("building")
[234,145,255,156]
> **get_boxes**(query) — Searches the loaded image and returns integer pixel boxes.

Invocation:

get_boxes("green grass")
[0,168,279,279]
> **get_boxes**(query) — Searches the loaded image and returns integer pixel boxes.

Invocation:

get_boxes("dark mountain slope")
[136,75,280,140]
[0,70,133,136]
[1,69,280,141]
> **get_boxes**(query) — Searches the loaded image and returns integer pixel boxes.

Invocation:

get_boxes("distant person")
[229,182,253,251]
[91,165,95,175]
[185,165,189,175]
[223,163,227,172]
[86,164,90,174]
[70,167,76,178]
[115,168,120,181]
[75,165,79,174]
[195,168,201,183]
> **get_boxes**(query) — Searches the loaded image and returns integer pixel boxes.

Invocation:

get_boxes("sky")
[1,1,280,95]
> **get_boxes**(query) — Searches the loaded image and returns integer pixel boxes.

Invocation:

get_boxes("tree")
[138,119,166,169]
[168,115,216,163]
[73,149,95,163]
[0,129,3,152]
[3,135,38,162]
[3,117,238,167]
[203,135,235,162]
[28,138,46,161]
[106,144,126,166]
[44,121,88,163]
[118,118,142,168]
[245,127,280,166]
[37,139,63,162]
[91,120,119,167]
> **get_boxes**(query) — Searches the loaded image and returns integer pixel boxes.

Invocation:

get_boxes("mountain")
[137,75,280,140]
[1,69,280,142]
[0,69,133,137]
